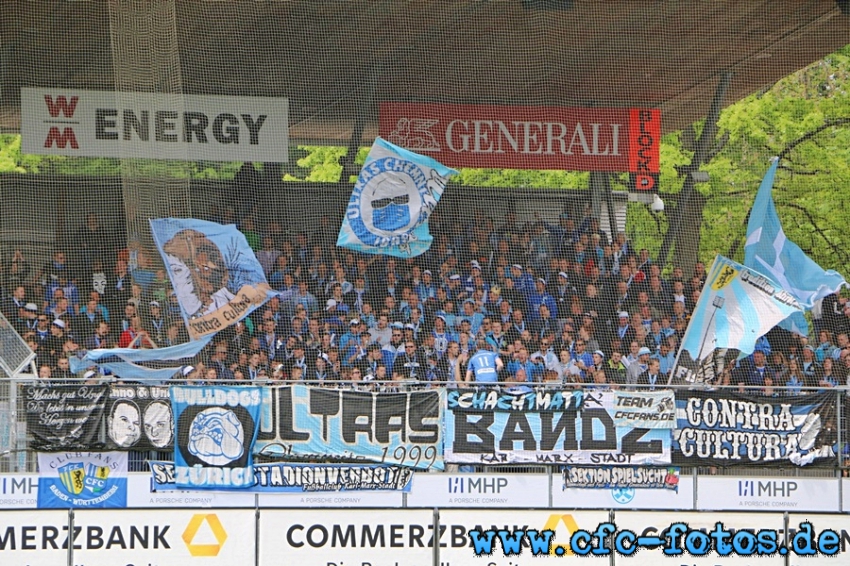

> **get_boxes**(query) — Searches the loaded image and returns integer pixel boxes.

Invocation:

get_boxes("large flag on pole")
[679,256,804,363]
[150,218,276,340]
[745,158,846,309]
[337,137,458,257]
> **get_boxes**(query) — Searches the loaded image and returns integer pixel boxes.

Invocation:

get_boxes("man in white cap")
[509,263,534,294]
[526,277,557,325]
[615,310,636,346]
[627,346,652,385]
[417,269,439,303]
[445,273,463,301]
[44,319,67,367]
[14,302,39,335]
[554,271,574,325]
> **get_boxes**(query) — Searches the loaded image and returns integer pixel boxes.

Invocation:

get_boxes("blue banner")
[37,452,127,508]
[337,137,458,257]
[149,461,414,492]
[673,390,838,467]
[150,218,276,339]
[444,388,671,466]
[171,386,262,489]
[254,385,444,471]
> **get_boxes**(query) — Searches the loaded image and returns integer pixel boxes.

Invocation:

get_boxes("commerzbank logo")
[542,514,580,556]
[183,514,228,556]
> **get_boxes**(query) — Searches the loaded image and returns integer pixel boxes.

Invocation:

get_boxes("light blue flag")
[69,334,213,382]
[745,158,846,309]
[680,256,804,362]
[150,218,277,340]
[337,137,458,257]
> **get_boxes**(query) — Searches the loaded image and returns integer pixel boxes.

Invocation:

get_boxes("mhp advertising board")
[445,388,670,465]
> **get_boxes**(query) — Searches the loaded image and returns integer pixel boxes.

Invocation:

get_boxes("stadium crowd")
[4,208,850,396]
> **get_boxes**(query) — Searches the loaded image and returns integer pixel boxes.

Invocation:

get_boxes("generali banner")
[21,88,289,161]
[379,102,660,177]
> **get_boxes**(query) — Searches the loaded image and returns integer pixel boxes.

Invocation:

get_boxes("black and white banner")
[445,388,671,465]
[25,384,108,451]
[105,385,173,451]
[673,390,838,467]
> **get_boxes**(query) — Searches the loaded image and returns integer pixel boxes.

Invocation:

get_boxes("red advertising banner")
[379,102,660,174]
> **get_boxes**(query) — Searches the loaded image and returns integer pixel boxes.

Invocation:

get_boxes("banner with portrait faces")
[171,386,262,490]
[105,385,174,452]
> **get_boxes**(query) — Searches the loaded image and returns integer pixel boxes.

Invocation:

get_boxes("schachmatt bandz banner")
[673,390,838,467]
[445,388,671,466]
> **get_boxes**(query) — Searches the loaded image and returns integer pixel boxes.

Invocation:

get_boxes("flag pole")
[667,257,722,385]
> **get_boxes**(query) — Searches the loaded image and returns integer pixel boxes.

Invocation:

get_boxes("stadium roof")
[1,0,848,143]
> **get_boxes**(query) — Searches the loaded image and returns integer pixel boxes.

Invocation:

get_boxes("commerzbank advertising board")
[0,509,255,566]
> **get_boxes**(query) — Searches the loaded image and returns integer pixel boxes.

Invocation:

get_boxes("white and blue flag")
[150,218,277,340]
[70,335,212,383]
[337,137,457,257]
[745,158,846,309]
[680,256,804,362]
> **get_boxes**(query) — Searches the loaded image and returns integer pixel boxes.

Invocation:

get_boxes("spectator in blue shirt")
[508,346,544,383]
[463,341,503,384]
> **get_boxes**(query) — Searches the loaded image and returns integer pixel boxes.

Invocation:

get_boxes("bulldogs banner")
[563,466,680,491]
[37,451,127,508]
[445,388,671,466]
[171,386,262,489]
[105,385,173,451]
[25,384,108,451]
[150,218,276,340]
[149,461,414,492]
[673,390,838,467]
[337,137,458,258]
[609,389,676,429]
[254,385,444,470]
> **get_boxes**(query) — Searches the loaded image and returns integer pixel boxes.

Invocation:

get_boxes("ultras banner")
[254,385,444,471]
[444,388,671,466]
[171,386,262,489]
[673,390,838,467]
[25,384,108,451]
